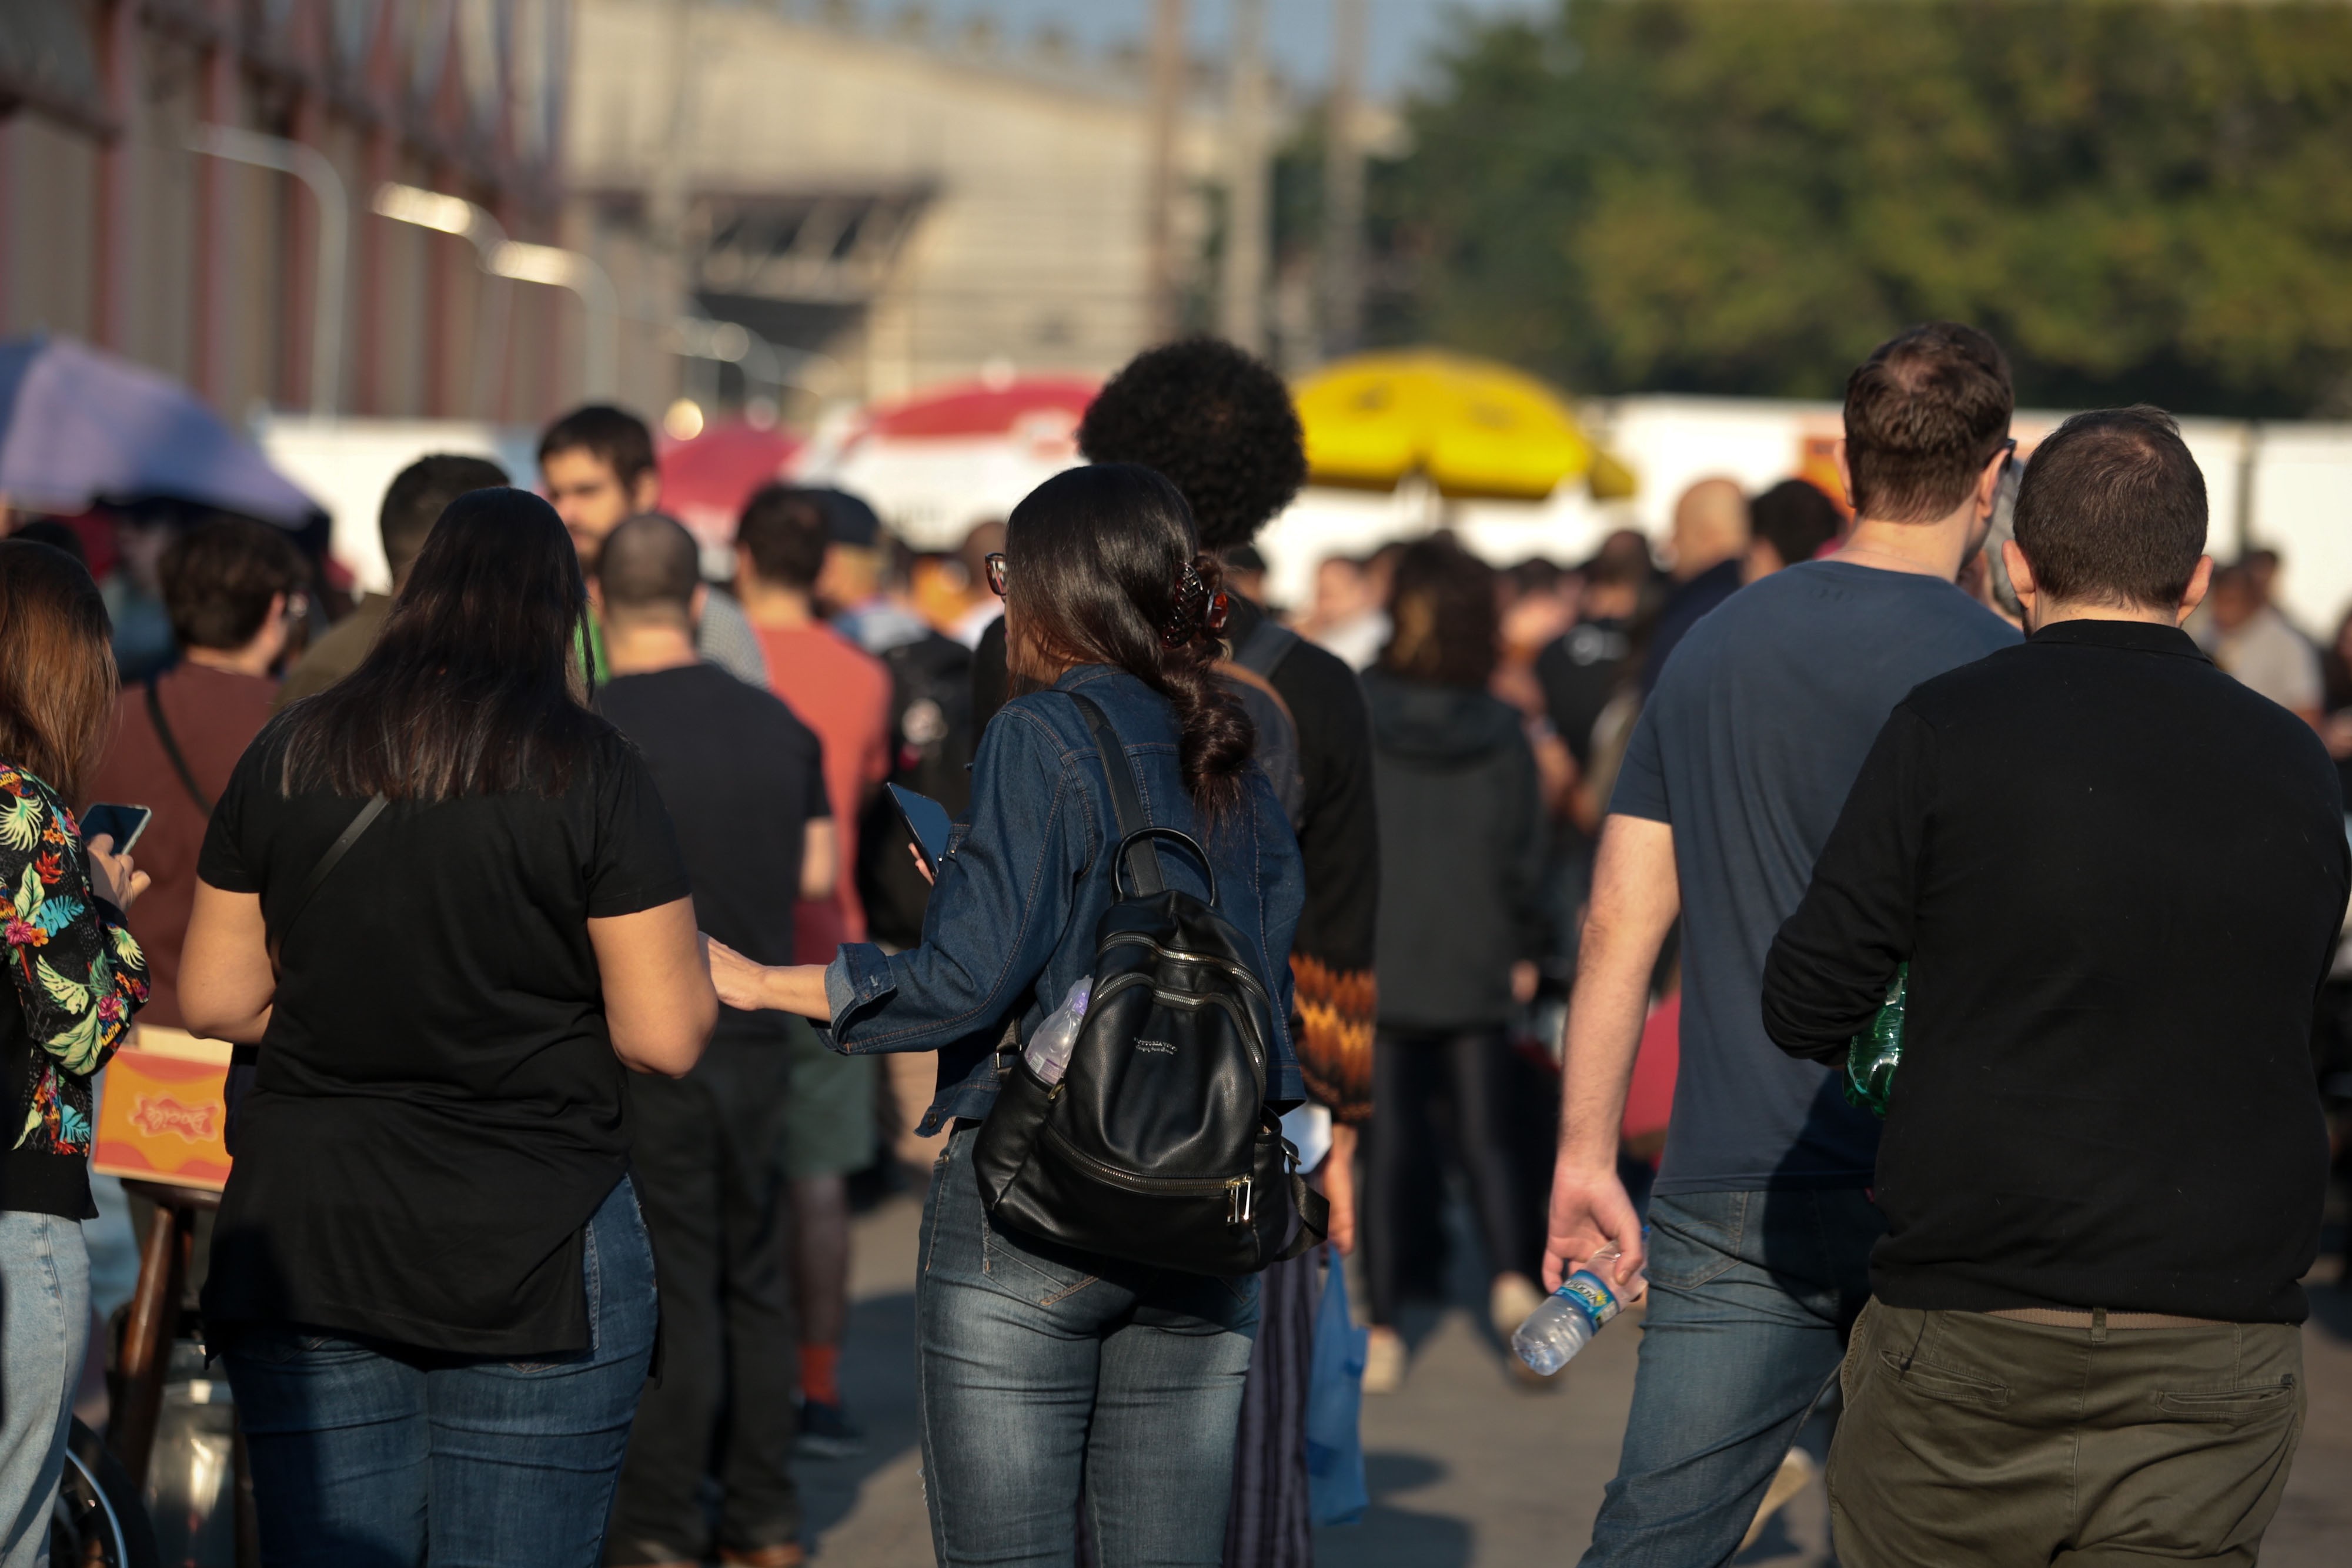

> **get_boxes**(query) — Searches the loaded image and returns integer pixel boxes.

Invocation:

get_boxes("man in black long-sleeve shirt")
[1764,406,2348,1567]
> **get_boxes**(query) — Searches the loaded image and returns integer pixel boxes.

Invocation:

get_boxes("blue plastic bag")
[1305,1250,1369,1527]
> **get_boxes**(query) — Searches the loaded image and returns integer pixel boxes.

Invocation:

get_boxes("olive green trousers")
[1828,1298,2304,1567]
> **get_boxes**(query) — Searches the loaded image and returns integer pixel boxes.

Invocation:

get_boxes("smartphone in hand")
[81,803,154,854]
[887,784,953,874]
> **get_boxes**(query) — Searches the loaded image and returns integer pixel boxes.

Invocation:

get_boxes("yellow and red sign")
[92,1027,232,1192]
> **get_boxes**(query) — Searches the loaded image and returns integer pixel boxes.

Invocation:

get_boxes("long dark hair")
[1379,534,1501,689]
[278,487,603,800]
[0,539,116,804]
[1005,464,1254,820]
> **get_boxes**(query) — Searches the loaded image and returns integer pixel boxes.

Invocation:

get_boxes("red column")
[91,0,137,350]
[278,92,323,412]
[355,126,393,416]
[191,16,236,407]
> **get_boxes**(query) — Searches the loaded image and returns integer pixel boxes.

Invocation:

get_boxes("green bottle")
[1843,964,1907,1117]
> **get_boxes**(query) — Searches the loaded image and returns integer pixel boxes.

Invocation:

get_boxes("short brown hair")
[736,486,830,591]
[2012,406,2206,611]
[537,404,657,489]
[381,454,511,581]
[598,514,701,623]
[161,517,308,651]
[1844,323,2014,524]
[0,539,116,803]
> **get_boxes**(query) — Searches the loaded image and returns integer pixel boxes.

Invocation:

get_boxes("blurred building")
[0,0,576,424]
[568,0,1232,414]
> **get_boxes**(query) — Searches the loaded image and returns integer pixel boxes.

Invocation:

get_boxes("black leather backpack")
[971,694,1327,1276]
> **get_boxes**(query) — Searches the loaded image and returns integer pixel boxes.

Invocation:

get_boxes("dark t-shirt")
[597,661,828,1041]
[1609,560,2018,1195]
[198,717,691,1355]
[1535,616,1631,767]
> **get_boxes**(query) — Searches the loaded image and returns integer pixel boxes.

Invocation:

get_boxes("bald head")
[1669,478,1750,582]
[597,514,701,630]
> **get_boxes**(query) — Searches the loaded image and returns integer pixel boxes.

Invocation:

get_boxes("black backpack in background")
[971,694,1326,1276]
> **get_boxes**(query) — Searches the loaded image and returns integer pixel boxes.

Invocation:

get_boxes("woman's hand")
[907,842,936,886]
[705,935,777,1012]
[703,937,838,1021]
[84,835,151,911]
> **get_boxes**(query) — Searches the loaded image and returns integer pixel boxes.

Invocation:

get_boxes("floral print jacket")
[1,760,149,1216]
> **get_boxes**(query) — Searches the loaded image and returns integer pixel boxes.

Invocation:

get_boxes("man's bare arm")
[1543,813,1680,1292]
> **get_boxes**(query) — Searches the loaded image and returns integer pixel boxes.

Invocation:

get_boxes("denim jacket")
[823,665,1306,1134]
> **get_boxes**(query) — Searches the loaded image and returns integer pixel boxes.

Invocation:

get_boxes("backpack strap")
[1069,693,1164,897]
[144,677,213,815]
[1231,617,1301,682]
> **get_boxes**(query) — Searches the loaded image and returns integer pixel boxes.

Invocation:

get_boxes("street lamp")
[188,125,348,417]
[372,182,621,400]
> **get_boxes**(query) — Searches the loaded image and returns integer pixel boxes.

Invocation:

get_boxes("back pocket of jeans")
[1879,1351,2011,1410]
[2154,1379,2296,1424]
[1642,1192,1749,1290]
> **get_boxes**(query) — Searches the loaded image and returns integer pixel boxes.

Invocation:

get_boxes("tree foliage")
[1388,1,2352,416]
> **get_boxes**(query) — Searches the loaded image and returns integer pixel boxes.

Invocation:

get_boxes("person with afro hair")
[975,338,1379,1568]
[1072,337,1309,553]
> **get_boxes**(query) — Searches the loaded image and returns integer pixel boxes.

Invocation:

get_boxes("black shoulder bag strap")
[264,793,391,966]
[229,792,388,1153]
[144,678,212,815]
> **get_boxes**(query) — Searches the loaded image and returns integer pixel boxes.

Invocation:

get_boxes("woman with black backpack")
[708,463,1308,1566]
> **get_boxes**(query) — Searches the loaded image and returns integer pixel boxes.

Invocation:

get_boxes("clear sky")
[843,1,1550,99]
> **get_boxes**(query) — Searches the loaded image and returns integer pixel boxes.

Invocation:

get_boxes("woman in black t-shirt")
[181,489,716,1568]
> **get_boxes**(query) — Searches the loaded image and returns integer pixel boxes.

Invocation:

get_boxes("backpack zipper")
[1097,934,1273,1002]
[1040,1121,1254,1200]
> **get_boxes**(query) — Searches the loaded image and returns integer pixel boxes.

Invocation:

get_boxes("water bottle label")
[1561,1270,1622,1330]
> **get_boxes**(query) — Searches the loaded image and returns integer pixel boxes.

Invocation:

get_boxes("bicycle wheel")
[50,1417,159,1568]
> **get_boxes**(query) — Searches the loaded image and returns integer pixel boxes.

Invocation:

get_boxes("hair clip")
[1163,561,1211,646]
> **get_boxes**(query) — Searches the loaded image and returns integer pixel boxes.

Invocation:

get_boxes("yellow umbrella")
[1292,349,1636,500]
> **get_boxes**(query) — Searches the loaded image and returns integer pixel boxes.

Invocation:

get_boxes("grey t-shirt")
[1611,559,2019,1195]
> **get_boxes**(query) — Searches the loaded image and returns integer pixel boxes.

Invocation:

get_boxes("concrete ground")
[800,1188,2352,1567]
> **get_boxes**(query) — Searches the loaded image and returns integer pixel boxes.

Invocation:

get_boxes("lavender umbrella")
[0,335,319,527]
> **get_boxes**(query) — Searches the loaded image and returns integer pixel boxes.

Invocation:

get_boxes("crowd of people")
[0,319,2345,1568]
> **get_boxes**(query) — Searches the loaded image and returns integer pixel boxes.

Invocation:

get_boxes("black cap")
[804,487,882,549]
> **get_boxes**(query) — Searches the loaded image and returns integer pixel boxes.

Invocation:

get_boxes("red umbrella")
[791,376,1098,549]
[860,377,1097,446]
[656,420,802,551]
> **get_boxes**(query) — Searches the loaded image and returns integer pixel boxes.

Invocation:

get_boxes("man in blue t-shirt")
[1548,324,2023,1566]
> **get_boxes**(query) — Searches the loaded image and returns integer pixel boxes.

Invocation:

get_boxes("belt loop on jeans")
[2092,1306,2107,1345]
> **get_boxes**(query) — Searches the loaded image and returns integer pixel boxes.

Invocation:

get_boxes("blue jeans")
[1581,1187,1882,1568]
[0,1212,89,1568]
[220,1178,656,1568]
[918,1126,1261,1568]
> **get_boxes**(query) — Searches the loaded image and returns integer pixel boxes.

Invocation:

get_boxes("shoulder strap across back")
[1068,693,1163,897]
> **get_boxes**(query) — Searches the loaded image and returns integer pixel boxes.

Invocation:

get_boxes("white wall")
[2242,423,2352,638]
[256,417,539,595]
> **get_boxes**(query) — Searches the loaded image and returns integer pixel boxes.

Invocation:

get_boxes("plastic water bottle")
[1023,978,1093,1085]
[1512,1246,1632,1376]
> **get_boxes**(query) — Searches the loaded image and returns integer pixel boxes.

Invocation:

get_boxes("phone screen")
[887,784,954,872]
[81,803,153,854]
